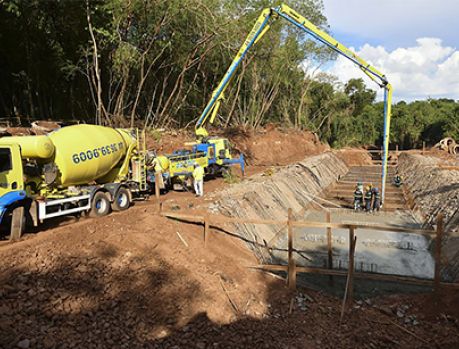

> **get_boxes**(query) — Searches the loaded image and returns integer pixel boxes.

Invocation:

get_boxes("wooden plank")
[347,228,356,304]
[161,211,435,236]
[341,234,356,323]
[155,173,161,212]
[292,221,435,236]
[287,208,296,290]
[162,212,204,223]
[326,211,333,286]
[253,265,459,289]
[434,213,444,297]
[211,216,288,226]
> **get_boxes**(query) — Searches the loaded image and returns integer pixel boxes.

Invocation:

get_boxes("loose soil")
[146,125,328,167]
[1,129,458,348]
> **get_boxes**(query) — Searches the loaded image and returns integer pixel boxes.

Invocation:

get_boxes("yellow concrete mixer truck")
[0,124,152,240]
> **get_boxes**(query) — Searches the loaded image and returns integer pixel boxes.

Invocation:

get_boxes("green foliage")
[0,0,456,151]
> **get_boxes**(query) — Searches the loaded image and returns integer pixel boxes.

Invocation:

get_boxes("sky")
[318,0,459,101]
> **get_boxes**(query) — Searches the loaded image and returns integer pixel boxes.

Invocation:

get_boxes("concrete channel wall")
[398,153,459,281]
[214,152,349,261]
[398,153,459,231]
[213,151,437,283]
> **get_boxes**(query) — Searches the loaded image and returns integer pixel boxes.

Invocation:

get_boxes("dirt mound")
[0,200,272,348]
[145,129,195,154]
[145,126,329,167]
[1,147,458,347]
[335,148,374,166]
[0,121,60,137]
[1,199,458,348]
[227,126,329,166]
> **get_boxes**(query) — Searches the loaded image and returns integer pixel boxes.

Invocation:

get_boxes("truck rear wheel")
[90,192,111,217]
[112,188,130,211]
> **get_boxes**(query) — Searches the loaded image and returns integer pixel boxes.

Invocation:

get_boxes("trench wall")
[398,153,459,281]
[214,152,348,261]
[397,153,459,231]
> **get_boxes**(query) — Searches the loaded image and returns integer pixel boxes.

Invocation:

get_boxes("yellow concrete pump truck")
[0,124,151,240]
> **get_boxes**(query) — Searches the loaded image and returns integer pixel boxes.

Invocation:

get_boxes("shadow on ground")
[1,238,459,349]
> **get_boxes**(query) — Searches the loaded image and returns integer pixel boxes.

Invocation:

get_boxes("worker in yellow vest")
[151,158,165,190]
[192,163,205,197]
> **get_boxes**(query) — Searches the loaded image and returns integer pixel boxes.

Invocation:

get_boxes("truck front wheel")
[90,192,111,217]
[112,188,130,211]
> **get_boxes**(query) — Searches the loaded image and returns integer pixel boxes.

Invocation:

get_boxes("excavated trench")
[213,151,459,293]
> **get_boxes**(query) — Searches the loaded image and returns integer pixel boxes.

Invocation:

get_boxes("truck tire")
[90,192,111,217]
[112,188,130,211]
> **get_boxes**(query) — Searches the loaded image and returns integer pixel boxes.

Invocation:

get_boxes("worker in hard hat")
[394,174,403,187]
[364,185,373,212]
[372,187,381,212]
[192,163,205,197]
[353,185,363,211]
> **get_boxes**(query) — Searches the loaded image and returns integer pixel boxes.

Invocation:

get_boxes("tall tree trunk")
[86,0,104,125]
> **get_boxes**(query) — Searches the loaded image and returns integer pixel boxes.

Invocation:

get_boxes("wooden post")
[326,211,333,286]
[155,173,161,212]
[287,208,296,290]
[434,213,444,298]
[10,207,24,241]
[204,214,209,248]
[422,141,426,155]
[340,233,357,324]
[347,226,356,304]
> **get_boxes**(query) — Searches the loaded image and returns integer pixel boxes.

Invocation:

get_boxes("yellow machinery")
[0,124,150,239]
[194,3,392,202]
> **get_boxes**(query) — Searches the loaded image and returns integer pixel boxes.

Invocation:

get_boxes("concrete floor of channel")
[270,209,434,297]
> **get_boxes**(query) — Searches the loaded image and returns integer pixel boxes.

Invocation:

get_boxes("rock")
[43,337,56,349]
[378,305,392,316]
[17,339,30,348]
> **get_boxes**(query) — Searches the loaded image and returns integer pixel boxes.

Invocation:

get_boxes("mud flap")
[10,206,24,241]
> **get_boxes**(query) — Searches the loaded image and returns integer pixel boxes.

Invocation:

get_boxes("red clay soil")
[1,192,458,348]
[146,125,329,167]
[226,125,329,166]
[0,130,458,348]
[335,148,374,166]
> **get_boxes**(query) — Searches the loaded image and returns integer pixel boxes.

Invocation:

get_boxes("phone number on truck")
[72,142,124,164]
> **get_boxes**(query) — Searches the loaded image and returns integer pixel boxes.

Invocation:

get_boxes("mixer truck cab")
[0,124,152,240]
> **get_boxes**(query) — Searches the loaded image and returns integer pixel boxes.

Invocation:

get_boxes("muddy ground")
[1,128,459,348]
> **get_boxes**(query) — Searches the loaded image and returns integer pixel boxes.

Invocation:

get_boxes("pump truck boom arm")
[195,3,393,202]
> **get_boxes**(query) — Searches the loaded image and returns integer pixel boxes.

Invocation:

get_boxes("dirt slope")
[0,130,458,348]
[1,195,458,348]
[147,126,328,167]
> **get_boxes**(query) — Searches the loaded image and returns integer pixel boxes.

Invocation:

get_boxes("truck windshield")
[0,148,12,172]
